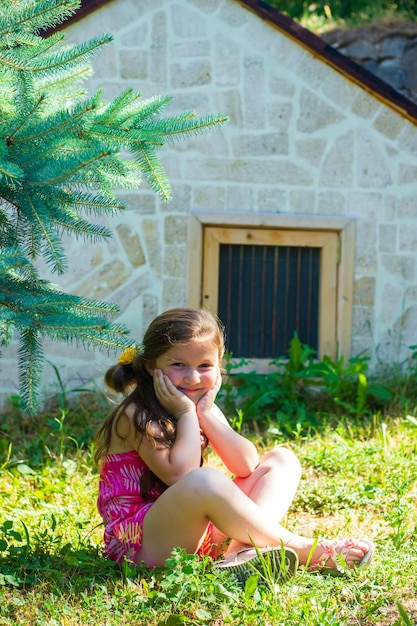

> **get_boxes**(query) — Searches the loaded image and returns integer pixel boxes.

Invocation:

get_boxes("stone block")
[296,138,327,166]
[355,248,377,273]
[142,219,162,272]
[322,72,355,110]
[269,75,295,97]
[374,109,404,140]
[381,283,406,324]
[352,91,382,120]
[219,1,251,27]
[162,277,187,309]
[171,60,211,88]
[346,192,383,219]
[194,186,226,210]
[398,123,417,157]
[398,164,417,184]
[164,184,192,213]
[357,131,392,188]
[354,276,375,306]
[170,40,210,58]
[122,23,148,48]
[399,224,417,252]
[379,224,397,253]
[267,101,292,132]
[351,305,374,339]
[297,89,345,134]
[320,133,354,188]
[295,52,332,90]
[381,254,415,281]
[116,224,146,268]
[77,259,131,300]
[243,54,266,130]
[289,190,317,214]
[163,246,187,277]
[188,0,222,13]
[317,191,346,216]
[227,185,254,211]
[257,188,287,212]
[142,293,159,335]
[214,35,241,87]
[119,49,148,80]
[172,5,207,37]
[123,192,156,215]
[232,133,288,157]
[164,215,187,244]
[398,195,417,219]
[113,272,150,312]
[213,90,243,126]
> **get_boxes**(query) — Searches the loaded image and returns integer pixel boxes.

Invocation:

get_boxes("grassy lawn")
[0,396,416,625]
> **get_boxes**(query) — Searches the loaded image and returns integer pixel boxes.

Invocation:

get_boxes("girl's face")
[153,338,220,405]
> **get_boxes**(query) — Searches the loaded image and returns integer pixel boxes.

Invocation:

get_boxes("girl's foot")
[216,545,298,584]
[307,538,375,575]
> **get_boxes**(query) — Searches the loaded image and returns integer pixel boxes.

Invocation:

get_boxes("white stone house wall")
[1,0,417,405]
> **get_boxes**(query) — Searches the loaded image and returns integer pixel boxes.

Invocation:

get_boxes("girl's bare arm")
[135,370,202,485]
[197,372,259,477]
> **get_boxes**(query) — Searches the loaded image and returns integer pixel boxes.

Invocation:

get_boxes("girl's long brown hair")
[94,308,225,497]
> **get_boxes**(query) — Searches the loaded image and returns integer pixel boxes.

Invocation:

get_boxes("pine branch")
[0,0,80,36]
[17,327,44,416]
[20,189,67,273]
[133,142,172,201]
[144,113,229,143]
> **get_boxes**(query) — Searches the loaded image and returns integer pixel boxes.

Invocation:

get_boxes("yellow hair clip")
[118,346,140,365]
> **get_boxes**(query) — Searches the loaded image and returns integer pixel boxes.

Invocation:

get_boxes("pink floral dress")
[97,450,214,564]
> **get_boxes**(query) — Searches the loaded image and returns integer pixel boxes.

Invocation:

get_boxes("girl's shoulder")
[107,403,147,454]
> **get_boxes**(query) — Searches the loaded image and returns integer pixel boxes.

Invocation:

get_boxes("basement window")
[187,212,354,371]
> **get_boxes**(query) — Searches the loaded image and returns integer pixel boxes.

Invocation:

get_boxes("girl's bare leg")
[135,465,300,567]
[221,446,302,557]
[134,466,371,569]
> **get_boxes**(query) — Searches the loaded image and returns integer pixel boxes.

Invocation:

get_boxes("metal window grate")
[218,244,320,358]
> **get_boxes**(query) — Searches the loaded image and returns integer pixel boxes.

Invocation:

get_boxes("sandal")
[216,545,298,585]
[308,538,375,575]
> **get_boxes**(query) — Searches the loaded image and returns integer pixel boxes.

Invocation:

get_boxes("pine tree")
[0,0,228,414]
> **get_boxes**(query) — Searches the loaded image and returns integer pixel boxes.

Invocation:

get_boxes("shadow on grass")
[0,546,125,590]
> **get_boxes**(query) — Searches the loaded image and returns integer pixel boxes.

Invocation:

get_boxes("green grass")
[0,396,417,625]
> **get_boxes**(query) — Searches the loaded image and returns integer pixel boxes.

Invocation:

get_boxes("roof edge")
[42,0,115,35]
[239,0,417,123]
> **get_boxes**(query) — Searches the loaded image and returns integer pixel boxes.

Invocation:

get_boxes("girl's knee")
[180,466,228,495]
[263,446,302,477]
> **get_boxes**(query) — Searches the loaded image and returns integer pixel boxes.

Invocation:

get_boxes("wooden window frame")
[187,211,355,369]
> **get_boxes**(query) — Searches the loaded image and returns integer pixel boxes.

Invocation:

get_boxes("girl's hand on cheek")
[153,369,196,419]
[196,368,222,417]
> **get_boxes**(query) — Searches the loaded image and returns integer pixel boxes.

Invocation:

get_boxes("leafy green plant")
[219,334,393,434]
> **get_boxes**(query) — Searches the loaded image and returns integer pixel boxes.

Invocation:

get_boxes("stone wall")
[322,22,417,104]
[1,0,417,408]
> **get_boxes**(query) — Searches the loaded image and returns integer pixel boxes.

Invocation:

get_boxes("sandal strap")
[310,538,355,571]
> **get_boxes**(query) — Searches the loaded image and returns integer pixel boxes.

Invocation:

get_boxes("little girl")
[95,307,374,581]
